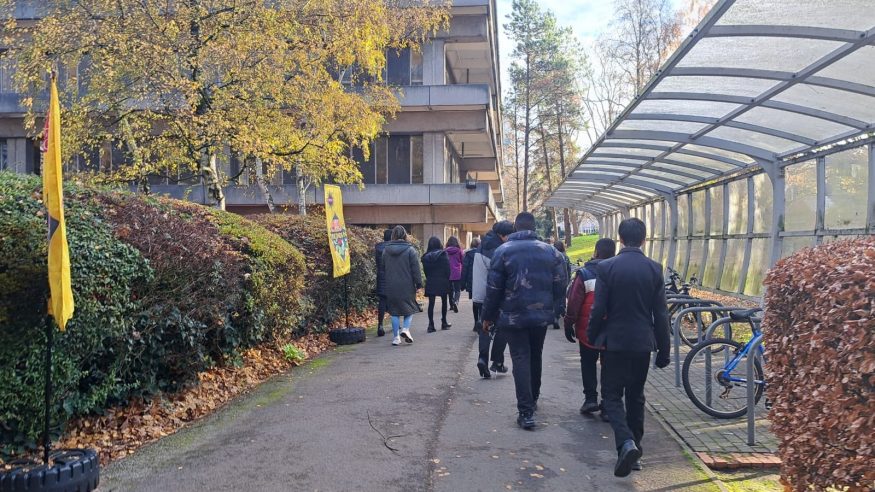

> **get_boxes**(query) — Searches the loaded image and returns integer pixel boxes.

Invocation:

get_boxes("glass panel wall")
[702,239,723,288]
[677,194,689,236]
[784,160,817,231]
[688,239,705,281]
[727,179,748,234]
[720,238,745,291]
[691,190,706,235]
[709,186,724,235]
[825,147,868,229]
[744,238,770,296]
[752,173,773,233]
[356,135,423,184]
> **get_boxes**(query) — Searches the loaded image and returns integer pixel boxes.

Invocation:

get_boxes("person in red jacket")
[564,238,617,419]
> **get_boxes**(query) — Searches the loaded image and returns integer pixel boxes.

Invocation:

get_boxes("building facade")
[0,0,504,243]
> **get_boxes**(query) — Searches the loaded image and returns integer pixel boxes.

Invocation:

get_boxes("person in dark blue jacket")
[587,218,670,478]
[374,228,393,337]
[481,212,567,430]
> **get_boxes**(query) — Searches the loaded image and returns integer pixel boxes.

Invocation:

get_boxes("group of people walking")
[373,214,671,478]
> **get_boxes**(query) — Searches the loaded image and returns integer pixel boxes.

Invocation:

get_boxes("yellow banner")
[43,74,74,330]
[324,184,350,278]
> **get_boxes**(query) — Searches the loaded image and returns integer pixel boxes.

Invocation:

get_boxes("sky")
[495,0,686,88]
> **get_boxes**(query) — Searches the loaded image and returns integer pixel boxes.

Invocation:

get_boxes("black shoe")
[473,324,479,332]
[552,323,560,329]
[601,411,611,422]
[377,326,385,337]
[517,413,535,430]
[441,321,451,330]
[427,323,436,333]
[477,359,491,379]
[580,400,600,414]
[631,460,643,471]
[490,363,508,374]
[614,440,641,477]
[452,304,459,313]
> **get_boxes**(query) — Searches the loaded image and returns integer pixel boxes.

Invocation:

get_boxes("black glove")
[655,351,670,369]
[564,323,577,343]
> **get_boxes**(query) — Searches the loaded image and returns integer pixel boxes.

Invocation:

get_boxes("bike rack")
[699,310,764,409]
[747,334,765,445]
[670,304,757,387]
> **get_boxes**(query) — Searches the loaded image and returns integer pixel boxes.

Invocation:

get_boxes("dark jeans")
[450,280,461,306]
[579,344,601,402]
[477,306,506,367]
[503,325,548,416]
[472,302,482,327]
[601,351,651,450]
[377,295,387,327]
[427,295,448,324]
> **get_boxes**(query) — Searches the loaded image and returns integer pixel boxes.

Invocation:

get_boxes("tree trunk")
[201,152,225,210]
[537,120,559,243]
[513,108,521,216]
[570,211,580,236]
[296,165,307,216]
[555,110,572,245]
[522,53,531,212]
[253,157,276,213]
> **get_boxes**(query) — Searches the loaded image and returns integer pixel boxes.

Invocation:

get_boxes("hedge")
[252,211,383,330]
[763,236,874,491]
[0,172,376,456]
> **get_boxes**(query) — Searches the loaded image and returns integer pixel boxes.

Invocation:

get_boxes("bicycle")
[681,309,765,419]
[665,268,717,348]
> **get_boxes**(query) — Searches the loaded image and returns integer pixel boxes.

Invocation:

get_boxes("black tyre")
[0,449,99,492]
[328,327,366,345]
[682,338,764,419]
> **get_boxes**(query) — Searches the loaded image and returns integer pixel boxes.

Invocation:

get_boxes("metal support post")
[747,334,765,446]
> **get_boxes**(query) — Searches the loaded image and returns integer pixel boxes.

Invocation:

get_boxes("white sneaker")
[392,336,401,346]
[400,329,414,343]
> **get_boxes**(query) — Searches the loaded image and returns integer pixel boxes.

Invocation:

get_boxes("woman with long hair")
[445,236,464,313]
[421,236,452,332]
[381,226,423,345]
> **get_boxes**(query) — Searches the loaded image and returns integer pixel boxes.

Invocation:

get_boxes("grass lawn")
[566,233,600,264]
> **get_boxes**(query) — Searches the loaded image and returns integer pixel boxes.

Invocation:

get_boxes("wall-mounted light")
[465,173,477,190]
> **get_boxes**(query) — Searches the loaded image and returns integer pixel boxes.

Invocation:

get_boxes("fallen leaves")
[763,237,875,491]
[47,332,336,467]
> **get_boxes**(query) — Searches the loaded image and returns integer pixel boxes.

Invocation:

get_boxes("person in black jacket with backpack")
[374,228,393,337]
[588,218,671,478]
[421,236,452,332]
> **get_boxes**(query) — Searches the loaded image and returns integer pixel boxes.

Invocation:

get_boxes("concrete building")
[0,0,504,243]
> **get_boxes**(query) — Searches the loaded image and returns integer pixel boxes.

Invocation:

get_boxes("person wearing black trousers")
[481,213,568,430]
[461,237,480,331]
[587,218,670,478]
[471,220,514,378]
[421,236,452,332]
[374,228,393,337]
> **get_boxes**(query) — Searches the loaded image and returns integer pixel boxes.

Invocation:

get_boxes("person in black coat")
[382,226,423,346]
[481,213,567,430]
[421,236,452,332]
[374,228,393,337]
[461,237,480,331]
[587,218,670,478]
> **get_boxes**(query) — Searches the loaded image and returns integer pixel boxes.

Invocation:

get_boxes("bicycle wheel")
[682,338,764,419]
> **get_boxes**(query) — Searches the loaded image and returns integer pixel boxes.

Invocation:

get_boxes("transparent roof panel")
[613,184,656,197]
[585,156,651,165]
[735,107,856,142]
[591,146,664,157]
[679,144,756,164]
[601,139,678,148]
[717,0,875,31]
[615,119,710,134]
[815,46,875,88]
[573,170,626,177]
[654,76,779,98]
[676,37,844,73]
[637,169,696,184]
[651,162,717,178]
[631,175,686,189]
[633,99,741,118]
[706,126,801,153]
[773,84,875,125]
[665,151,743,172]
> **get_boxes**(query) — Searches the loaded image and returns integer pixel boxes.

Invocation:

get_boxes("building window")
[386,48,424,86]
[445,140,461,184]
[0,57,14,94]
[355,135,424,184]
[0,139,7,170]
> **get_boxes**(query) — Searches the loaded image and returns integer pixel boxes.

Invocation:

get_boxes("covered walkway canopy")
[548,0,875,298]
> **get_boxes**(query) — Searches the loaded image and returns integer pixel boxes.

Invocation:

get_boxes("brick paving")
[645,345,778,459]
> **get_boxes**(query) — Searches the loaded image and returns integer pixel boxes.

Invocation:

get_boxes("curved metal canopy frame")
[549,0,875,215]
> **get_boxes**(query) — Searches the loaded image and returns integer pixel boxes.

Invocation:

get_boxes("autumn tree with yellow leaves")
[5,0,448,209]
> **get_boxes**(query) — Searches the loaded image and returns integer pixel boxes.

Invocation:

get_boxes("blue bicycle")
[681,309,765,419]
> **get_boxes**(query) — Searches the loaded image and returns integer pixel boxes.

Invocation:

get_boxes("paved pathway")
[103,299,721,491]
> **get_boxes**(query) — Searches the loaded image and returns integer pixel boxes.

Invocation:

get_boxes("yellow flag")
[42,74,74,331]
[324,184,351,278]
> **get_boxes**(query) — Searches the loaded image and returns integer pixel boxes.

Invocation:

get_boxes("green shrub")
[252,213,380,330]
[0,172,152,453]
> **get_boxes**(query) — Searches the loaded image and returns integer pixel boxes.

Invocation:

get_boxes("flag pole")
[43,314,54,464]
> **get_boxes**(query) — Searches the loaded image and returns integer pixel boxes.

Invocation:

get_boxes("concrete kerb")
[645,398,731,492]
